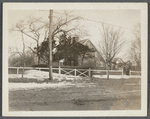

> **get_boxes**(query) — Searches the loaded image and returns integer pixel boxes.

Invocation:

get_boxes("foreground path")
[9,78,141,111]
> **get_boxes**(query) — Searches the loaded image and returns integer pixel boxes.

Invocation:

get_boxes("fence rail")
[129,70,141,75]
[9,67,141,76]
[8,67,127,78]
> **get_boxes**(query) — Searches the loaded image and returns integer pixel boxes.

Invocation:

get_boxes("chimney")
[73,37,79,42]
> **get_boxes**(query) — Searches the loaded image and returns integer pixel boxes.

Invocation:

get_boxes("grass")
[9,77,141,111]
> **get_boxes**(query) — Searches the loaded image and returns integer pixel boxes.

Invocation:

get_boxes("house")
[76,38,104,68]
[42,37,105,69]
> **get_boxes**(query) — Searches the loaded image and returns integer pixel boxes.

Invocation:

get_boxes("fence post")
[122,68,123,76]
[130,70,131,76]
[75,69,76,77]
[89,68,91,77]
[59,66,61,77]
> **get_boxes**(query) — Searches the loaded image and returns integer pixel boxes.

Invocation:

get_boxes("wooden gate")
[60,68,91,77]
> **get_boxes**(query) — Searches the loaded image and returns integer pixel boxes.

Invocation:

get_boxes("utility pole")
[49,10,53,80]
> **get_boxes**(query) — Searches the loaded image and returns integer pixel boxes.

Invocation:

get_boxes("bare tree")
[98,23,125,80]
[37,11,89,64]
[9,32,26,78]
[10,17,47,65]
[11,11,87,66]
[49,11,88,41]
[130,23,141,70]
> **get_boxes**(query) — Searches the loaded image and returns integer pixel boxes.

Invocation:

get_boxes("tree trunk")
[107,63,110,80]
[22,62,25,78]
[38,56,40,65]
[37,42,40,65]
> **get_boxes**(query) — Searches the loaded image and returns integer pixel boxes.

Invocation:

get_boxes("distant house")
[111,58,125,70]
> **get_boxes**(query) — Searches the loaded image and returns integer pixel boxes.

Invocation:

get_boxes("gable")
[79,39,104,62]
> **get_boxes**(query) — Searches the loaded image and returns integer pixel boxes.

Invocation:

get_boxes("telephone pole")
[49,10,53,80]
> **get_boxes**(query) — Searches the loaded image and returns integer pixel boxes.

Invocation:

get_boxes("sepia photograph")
[3,3,147,116]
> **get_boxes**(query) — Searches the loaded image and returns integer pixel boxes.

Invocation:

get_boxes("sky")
[8,10,141,61]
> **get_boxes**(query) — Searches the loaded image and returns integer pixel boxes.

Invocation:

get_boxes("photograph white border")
[2,3,148,117]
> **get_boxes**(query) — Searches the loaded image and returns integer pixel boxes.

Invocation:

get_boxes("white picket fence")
[8,67,125,77]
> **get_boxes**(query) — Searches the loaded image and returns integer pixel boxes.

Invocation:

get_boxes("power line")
[38,10,135,31]
[83,18,134,31]
[38,10,62,14]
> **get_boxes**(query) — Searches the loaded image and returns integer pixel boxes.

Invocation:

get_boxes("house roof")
[79,39,104,62]
[79,39,96,51]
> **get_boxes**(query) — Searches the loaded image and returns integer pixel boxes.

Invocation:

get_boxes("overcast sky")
[8,10,140,61]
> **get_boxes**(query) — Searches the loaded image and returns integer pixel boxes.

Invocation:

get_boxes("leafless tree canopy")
[98,23,125,64]
[10,16,47,65]
[49,11,88,41]
[130,23,141,68]
[10,11,88,65]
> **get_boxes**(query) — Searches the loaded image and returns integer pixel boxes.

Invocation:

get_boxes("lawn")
[9,77,141,111]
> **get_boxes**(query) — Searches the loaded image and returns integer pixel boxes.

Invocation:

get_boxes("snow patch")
[9,82,76,91]
[92,75,141,79]
[9,70,82,81]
